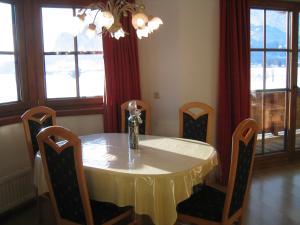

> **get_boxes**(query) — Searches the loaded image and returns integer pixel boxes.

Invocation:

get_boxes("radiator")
[0,168,35,214]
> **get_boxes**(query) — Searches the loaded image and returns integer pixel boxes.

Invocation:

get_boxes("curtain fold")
[217,0,250,184]
[102,0,141,133]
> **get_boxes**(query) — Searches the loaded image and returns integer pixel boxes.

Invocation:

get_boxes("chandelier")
[76,0,163,40]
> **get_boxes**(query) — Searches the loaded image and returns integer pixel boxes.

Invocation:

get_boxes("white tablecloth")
[35,133,218,225]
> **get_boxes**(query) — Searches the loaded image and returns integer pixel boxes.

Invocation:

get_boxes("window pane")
[76,9,103,52]
[251,51,264,90]
[298,52,300,87]
[45,55,76,98]
[0,55,18,103]
[266,52,287,89]
[298,13,300,49]
[0,3,14,51]
[42,8,74,52]
[78,55,104,97]
[263,91,287,153]
[250,91,263,154]
[296,92,300,150]
[266,10,287,49]
[77,31,103,52]
[250,9,264,49]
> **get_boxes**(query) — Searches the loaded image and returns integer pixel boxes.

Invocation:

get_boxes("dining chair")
[121,100,151,135]
[37,126,134,225]
[176,118,258,225]
[179,102,214,144]
[21,106,57,168]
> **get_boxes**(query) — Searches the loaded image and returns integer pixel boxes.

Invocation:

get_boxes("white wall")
[0,115,103,178]
[138,0,219,140]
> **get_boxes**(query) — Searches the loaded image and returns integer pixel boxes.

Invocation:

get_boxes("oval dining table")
[34,133,218,225]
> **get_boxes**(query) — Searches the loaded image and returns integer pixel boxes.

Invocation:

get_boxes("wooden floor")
[0,163,300,225]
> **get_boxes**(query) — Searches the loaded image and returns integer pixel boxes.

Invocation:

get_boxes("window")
[0,1,105,125]
[41,7,104,99]
[250,0,300,155]
[0,2,18,104]
[250,9,290,154]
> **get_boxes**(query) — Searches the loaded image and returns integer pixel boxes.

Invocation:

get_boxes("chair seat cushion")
[177,185,226,222]
[90,200,131,224]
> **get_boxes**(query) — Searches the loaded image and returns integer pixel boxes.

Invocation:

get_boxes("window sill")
[0,105,104,126]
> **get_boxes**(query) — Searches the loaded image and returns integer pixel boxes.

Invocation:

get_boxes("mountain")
[251,24,287,66]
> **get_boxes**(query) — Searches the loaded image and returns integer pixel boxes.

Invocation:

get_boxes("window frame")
[250,8,292,155]
[0,0,104,126]
[34,1,104,115]
[250,0,300,162]
[0,0,31,124]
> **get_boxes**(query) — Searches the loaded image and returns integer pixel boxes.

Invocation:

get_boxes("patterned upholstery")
[44,141,132,225]
[229,136,255,217]
[177,185,225,222]
[182,113,208,142]
[125,110,146,135]
[44,143,87,224]
[28,117,53,158]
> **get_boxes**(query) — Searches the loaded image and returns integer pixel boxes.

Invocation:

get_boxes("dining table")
[34,133,218,225]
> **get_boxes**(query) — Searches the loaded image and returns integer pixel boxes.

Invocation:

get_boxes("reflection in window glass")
[250,9,264,49]
[266,52,287,89]
[42,8,74,52]
[266,10,287,49]
[251,51,264,90]
[0,55,17,103]
[78,55,104,97]
[45,55,76,98]
[0,3,14,51]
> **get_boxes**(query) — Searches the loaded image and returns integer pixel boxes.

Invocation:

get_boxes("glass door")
[250,9,290,154]
[296,49,300,150]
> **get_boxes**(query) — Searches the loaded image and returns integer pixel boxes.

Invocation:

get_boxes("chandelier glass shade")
[75,0,163,40]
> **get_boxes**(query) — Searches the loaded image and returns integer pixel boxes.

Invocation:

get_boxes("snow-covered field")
[250,66,295,90]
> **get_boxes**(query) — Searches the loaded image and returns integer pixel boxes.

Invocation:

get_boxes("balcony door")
[250,6,300,156]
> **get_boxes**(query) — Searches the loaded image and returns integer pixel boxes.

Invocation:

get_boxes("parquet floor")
[1,163,300,225]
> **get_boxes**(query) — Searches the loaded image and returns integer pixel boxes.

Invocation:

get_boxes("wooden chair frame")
[121,100,151,135]
[37,126,132,225]
[179,102,214,144]
[21,106,57,167]
[177,119,258,225]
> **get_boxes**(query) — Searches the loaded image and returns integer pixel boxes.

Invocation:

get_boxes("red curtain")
[102,0,141,133]
[217,0,250,184]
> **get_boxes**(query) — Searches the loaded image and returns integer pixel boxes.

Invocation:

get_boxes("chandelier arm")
[95,2,106,11]
[120,4,136,14]
[92,9,101,24]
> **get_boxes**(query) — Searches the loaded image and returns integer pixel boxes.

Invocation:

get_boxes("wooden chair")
[37,126,134,225]
[21,106,56,168]
[177,118,259,225]
[179,102,214,144]
[121,100,151,135]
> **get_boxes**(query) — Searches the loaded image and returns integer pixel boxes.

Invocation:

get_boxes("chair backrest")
[121,100,151,135]
[37,126,94,225]
[21,106,56,167]
[222,118,258,223]
[179,102,214,144]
